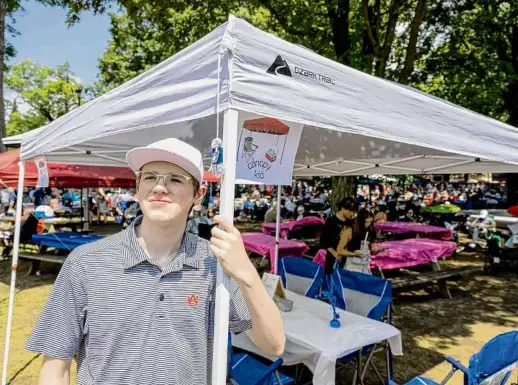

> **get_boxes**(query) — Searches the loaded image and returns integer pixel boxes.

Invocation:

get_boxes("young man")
[26,138,285,385]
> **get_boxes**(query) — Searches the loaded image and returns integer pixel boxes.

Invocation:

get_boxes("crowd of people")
[0,187,142,226]
[0,178,506,239]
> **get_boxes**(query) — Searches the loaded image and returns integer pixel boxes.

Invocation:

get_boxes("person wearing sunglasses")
[27,138,285,385]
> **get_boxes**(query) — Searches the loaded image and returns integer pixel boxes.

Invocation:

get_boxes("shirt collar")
[121,216,202,272]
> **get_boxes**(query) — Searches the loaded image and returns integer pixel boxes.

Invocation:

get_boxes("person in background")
[186,205,213,237]
[345,208,376,273]
[1,189,10,215]
[296,205,305,220]
[33,188,45,207]
[284,196,297,219]
[264,201,278,223]
[251,186,261,200]
[49,193,61,212]
[320,197,360,275]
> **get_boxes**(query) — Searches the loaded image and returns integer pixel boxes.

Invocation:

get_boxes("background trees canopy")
[4,60,85,136]
[3,1,517,203]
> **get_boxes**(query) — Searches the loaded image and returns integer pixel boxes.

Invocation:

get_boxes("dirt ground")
[0,223,516,385]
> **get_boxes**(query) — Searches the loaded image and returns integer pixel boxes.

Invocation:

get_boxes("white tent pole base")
[211,108,239,385]
[274,185,282,275]
[2,161,26,385]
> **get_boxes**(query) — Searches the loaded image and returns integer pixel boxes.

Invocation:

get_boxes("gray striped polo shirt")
[26,216,252,384]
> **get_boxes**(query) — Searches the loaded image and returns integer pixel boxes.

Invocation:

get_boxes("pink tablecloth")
[313,238,456,271]
[242,233,309,261]
[372,238,456,270]
[261,217,325,238]
[374,221,452,239]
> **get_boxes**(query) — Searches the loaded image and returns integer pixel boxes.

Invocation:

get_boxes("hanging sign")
[35,156,49,188]
[236,115,303,185]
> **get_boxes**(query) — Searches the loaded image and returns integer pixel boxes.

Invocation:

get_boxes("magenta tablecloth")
[374,221,452,239]
[261,217,325,238]
[313,238,456,271]
[371,238,456,270]
[242,233,309,261]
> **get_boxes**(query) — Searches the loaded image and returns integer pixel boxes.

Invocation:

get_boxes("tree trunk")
[503,25,518,204]
[398,0,427,84]
[327,0,351,65]
[0,0,6,153]
[331,176,357,212]
[374,0,404,78]
[361,0,378,74]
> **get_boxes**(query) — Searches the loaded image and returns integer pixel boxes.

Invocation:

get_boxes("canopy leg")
[212,108,239,385]
[274,185,282,274]
[2,161,26,385]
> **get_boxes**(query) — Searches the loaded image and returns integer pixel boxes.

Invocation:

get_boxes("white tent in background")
[3,14,518,385]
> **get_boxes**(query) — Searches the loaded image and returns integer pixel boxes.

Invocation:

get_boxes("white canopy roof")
[2,133,22,147]
[19,15,518,175]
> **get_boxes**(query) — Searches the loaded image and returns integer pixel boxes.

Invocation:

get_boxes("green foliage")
[411,1,518,124]
[97,0,440,88]
[4,60,84,135]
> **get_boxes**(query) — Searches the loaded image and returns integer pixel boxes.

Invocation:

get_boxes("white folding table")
[233,290,403,385]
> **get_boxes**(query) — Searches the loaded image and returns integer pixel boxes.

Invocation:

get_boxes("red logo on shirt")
[187,295,199,307]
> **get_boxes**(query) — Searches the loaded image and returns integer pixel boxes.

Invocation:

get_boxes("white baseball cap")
[126,138,204,184]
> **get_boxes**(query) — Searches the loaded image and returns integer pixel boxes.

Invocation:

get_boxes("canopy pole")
[274,185,282,275]
[82,188,90,231]
[2,161,26,385]
[212,108,238,385]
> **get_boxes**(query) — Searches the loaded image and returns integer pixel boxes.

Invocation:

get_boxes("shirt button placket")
[156,275,166,320]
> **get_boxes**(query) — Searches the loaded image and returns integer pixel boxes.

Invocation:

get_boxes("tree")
[4,60,84,136]
[0,0,112,151]
[98,0,436,86]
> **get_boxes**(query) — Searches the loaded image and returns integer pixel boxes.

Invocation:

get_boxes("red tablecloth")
[242,233,309,266]
[313,238,456,271]
[374,221,452,239]
[261,217,325,238]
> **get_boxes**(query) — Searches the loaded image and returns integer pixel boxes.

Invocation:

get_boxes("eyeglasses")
[136,171,192,191]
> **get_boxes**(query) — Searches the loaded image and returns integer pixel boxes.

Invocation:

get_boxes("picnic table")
[1,216,84,232]
[313,238,457,298]
[233,290,402,385]
[261,216,325,239]
[374,221,452,239]
[241,233,309,271]
[314,238,456,271]
[32,232,103,251]
[372,238,456,270]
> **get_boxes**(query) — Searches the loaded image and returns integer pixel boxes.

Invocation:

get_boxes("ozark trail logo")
[266,55,335,85]
[267,55,292,77]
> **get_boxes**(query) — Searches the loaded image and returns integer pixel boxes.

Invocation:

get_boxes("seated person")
[296,205,305,220]
[186,206,213,236]
[264,202,278,223]
[399,208,416,223]
[470,210,496,229]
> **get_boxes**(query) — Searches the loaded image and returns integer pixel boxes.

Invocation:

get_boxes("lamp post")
[75,86,83,106]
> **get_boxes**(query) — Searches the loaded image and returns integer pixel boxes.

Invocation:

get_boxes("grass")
[0,224,516,384]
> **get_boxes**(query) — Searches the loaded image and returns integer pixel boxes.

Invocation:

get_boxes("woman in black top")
[320,197,360,274]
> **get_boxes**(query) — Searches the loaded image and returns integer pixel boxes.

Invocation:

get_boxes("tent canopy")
[19,15,518,176]
[0,148,221,187]
[0,149,136,188]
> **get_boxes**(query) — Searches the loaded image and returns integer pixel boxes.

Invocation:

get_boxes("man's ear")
[195,185,207,202]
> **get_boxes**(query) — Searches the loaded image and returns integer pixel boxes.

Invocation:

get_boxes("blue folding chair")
[330,269,394,385]
[278,257,324,298]
[228,334,295,385]
[391,331,518,385]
